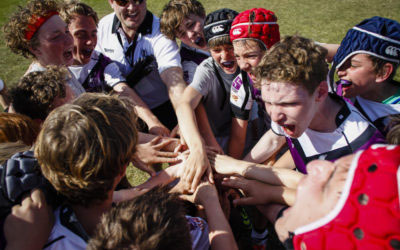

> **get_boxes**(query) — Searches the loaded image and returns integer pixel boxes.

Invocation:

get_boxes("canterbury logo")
[385,46,400,57]
[232,28,242,35]
[211,25,224,33]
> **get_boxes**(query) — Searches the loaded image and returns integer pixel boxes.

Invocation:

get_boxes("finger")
[173,144,183,154]
[207,166,214,184]
[149,135,162,145]
[190,167,205,193]
[170,125,179,138]
[155,156,181,164]
[154,138,176,150]
[156,151,179,158]
[233,197,258,206]
[30,189,46,205]
[221,176,245,190]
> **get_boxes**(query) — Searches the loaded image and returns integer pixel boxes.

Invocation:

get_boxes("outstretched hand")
[180,148,213,193]
[222,176,276,206]
[133,136,181,176]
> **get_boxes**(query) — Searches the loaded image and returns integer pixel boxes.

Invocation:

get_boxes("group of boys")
[2,0,400,249]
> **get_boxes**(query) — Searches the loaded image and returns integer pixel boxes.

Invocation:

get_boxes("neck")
[360,80,399,102]
[71,191,114,237]
[121,25,137,42]
[309,95,343,132]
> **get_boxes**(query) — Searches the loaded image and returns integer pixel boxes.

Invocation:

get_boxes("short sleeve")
[189,60,213,97]
[104,62,126,87]
[152,21,181,73]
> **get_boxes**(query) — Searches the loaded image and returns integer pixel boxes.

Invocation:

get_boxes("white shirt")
[96,11,181,109]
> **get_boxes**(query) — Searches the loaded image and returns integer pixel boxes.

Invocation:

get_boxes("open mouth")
[337,79,352,88]
[195,37,206,47]
[81,48,93,58]
[282,124,296,136]
[126,12,139,19]
[221,61,235,69]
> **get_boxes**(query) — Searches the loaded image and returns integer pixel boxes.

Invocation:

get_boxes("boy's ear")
[315,81,329,102]
[376,63,394,83]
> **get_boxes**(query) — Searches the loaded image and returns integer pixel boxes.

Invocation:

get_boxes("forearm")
[243,130,285,163]
[160,67,187,110]
[113,165,179,202]
[176,102,205,152]
[228,119,248,159]
[195,104,221,149]
[212,154,302,188]
[203,200,238,250]
[113,83,162,127]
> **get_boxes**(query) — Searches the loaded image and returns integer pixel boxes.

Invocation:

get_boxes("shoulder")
[98,12,115,30]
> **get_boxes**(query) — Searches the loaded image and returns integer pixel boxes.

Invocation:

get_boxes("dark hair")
[10,66,68,120]
[87,186,192,250]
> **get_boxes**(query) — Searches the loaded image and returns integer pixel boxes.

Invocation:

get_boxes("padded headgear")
[330,16,400,90]
[203,8,238,43]
[292,144,400,249]
[230,8,280,49]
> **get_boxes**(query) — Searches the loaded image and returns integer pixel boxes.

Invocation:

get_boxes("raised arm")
[175,86,213,192]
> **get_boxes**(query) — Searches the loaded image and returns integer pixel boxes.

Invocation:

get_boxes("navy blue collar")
[111,11,153,36]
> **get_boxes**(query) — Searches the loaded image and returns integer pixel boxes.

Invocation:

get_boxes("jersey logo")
[232,28,242,36]
[385,45,400,57]
[212,25,224,34]
[231,94,239,102]
[232,76,243,90]
[104,48,114,53]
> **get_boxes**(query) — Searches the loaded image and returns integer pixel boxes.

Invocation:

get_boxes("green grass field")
[0,0,399,184]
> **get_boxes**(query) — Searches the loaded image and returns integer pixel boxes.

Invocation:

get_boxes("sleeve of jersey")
[182,60,198,84]
[271,121,285,136]
[189,61,212,97]
[230,74,252,120]
[152,30,182,74]
[104,62,126,88]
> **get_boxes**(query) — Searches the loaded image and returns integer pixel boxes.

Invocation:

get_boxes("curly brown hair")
[59,0,99,25]
[35,93,138,207]
[3,0,61,58]
[87,186,192,250]
[160,0,205,40]
[10,65,67,121]
[254,36,328,94]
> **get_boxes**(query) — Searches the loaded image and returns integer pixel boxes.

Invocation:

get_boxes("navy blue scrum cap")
[329,16,400,90]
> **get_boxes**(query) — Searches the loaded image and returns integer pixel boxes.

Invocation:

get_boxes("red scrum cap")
[292,144,400,250]
[230,8,280,49]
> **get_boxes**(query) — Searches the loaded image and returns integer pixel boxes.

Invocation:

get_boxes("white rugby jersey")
[271,96,385,173]
[96,11,181,109]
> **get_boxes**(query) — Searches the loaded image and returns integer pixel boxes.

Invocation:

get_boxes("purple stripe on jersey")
[286,137,307,174]
[357,129,386,150]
